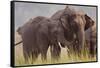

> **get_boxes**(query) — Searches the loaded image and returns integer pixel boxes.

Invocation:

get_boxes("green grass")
[15,46,96,66]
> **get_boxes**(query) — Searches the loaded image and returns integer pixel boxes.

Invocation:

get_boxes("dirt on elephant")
[15,32,96,66]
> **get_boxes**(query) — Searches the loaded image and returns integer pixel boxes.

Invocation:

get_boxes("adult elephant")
[17,16,48,61]
[17,15,73,61]
[50,6,95,56]
[85,23,97,57]
[17,6,95,62]
[17,15,67,61]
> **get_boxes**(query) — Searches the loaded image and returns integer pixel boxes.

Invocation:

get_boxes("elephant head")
[51,6,95,55]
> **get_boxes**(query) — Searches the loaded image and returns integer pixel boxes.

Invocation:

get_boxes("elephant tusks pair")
[15,40,23,46]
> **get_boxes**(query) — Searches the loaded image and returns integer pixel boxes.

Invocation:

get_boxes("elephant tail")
[15,40,23,46]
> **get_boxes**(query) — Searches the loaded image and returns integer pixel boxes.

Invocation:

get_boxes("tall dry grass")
[15,32,96,66]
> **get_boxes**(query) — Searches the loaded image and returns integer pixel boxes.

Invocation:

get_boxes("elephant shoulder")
[36,18,50,29]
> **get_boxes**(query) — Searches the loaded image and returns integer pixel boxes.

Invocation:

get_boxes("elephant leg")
[23,50,29,62]
[72,39,79,55]
[50,42,61,61]
[23,42,39,63]
[36,33,49,61]
[40,43,49,61]
[89,41,95,57]
[31,48,40,62]
[73,39,82,57]
[23,44,30,62]
[50,45,53,60]
[41,47,48,61]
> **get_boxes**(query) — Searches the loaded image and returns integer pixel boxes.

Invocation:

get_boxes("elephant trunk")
[76,27,85,55]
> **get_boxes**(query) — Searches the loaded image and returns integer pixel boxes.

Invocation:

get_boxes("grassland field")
[15,32,96,66]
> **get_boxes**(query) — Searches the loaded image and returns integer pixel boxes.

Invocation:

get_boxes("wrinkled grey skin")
[51,6,95,56]
[85,23,97,57]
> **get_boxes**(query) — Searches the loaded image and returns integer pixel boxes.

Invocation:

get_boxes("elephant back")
[31,16,47,24]
[51,10,64,20]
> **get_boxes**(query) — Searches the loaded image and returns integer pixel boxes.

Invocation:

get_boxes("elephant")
[50,6,95,56]
[17,14,75,62]
[17,6,95,62]
[17,16,66,61]
[85,23,97,57]
[17,16,48,61]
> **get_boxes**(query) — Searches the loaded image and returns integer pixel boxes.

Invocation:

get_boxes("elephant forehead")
[67,10,85,17]
[72,16,85,27]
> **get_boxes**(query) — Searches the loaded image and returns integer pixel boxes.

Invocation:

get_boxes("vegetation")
[15,46,96,66]
[15,32,96,66]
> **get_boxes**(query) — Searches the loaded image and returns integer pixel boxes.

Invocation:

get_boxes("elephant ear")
[85,14,95,30]
[60,14,70,30]
[60,6,72,30]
